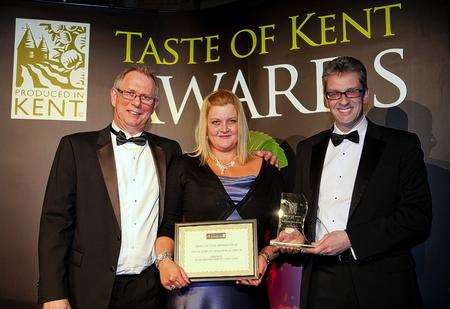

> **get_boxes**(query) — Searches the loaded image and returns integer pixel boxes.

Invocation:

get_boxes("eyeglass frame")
[115,88,158,106]
[324,88,365,100]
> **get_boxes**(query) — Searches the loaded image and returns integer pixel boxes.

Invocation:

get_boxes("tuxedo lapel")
[96,127,121,230]
[348,121,385,219]
[306,131,331,241]
[147,135,167,225]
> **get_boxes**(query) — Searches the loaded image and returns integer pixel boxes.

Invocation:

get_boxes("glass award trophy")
[270,193,315,249]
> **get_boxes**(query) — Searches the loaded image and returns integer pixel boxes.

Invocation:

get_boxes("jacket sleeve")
[157,157,184,239]
[166,140,182,166]
[346,134,432,260]
[38,136,77,303]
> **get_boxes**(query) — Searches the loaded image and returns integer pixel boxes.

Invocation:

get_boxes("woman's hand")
[274,229,306,254]
[43,299,71,309]
[237,254,269,286]
[158,259,190,290]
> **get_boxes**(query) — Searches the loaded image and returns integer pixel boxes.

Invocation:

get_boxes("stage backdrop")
[0,0,448,307]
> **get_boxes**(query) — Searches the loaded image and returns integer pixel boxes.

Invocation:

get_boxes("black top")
[158,154,284,249]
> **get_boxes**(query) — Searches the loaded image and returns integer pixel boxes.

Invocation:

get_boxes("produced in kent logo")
[11,18,90,121]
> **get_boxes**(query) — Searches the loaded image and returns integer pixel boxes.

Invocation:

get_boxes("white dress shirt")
[315,117,368,256]
[111,122,159,274]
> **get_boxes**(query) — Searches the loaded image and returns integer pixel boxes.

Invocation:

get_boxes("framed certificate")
[174,219,258,282]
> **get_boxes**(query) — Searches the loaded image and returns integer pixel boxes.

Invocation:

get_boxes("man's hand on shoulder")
[43,299,71,309]
[253,150,278,167]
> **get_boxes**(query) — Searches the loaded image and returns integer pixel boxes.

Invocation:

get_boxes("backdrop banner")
[0,1,448,307]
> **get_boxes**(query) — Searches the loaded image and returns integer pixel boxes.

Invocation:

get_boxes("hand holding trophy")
[270,193,315,251]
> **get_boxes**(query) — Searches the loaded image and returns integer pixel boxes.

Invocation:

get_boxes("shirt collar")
[111,121,144,139]
[333,116,368,136]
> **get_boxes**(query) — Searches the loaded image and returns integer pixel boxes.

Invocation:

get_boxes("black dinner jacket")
[294,120,432,309]
[38,126,181,308]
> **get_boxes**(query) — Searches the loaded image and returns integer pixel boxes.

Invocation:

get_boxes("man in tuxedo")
[38,65,181,308]
[293,56,432,309]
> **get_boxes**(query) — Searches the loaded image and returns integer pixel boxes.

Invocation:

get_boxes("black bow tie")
[330,130,359,146]
[110,126,147,146]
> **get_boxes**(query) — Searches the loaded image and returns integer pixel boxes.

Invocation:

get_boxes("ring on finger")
[169,284,176,290]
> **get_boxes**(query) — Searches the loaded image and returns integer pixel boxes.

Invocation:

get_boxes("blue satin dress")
[166,175,266,309]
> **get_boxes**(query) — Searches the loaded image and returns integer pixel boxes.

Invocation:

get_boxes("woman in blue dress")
[155,89,283,309]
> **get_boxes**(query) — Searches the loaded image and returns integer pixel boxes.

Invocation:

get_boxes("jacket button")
[110,266,116,273]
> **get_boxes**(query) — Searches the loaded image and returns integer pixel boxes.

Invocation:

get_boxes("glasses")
[115,88,158,106]
[325,88,364,100]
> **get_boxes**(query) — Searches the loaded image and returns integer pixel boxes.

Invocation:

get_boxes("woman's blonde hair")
[192,89,250,165]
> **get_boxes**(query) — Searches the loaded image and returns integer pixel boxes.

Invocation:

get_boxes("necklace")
[210,153,236,175]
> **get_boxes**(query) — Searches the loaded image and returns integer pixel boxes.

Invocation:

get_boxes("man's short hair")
[113,64,159,97]
[322,56,367,91]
